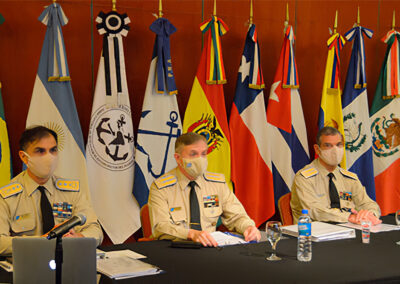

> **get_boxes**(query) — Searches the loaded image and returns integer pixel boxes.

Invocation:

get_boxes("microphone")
[47,213,87,240]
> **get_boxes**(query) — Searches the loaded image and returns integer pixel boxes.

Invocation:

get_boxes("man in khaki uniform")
[149,132,260,247]
[0,126,103,255]
[291,126,381,224]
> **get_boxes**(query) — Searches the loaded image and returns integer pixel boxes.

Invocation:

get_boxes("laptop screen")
[12,237,96,284]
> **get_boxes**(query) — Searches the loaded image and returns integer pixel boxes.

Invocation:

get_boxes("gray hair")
[316,126,343,146]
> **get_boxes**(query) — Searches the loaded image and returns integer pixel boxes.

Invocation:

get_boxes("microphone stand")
[55,236,63,284]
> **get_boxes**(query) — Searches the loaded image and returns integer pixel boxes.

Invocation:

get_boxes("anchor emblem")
[137,111,181,179]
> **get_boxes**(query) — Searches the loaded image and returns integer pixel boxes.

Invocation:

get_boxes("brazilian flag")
[0,83,12,187]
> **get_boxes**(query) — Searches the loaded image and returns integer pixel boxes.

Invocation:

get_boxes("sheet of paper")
[98,249,146,259]
[210,231,248,246]
[0,260,13,272]
[338,222,400,233]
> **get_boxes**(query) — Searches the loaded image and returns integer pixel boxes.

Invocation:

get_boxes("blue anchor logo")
[137,111,181,179]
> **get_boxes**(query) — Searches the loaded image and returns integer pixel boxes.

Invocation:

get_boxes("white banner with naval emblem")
[86,10,140,244]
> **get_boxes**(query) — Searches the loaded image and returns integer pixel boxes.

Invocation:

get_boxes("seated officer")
[149,132,260,247]
[291,126,381,225]
[0,126,103,255]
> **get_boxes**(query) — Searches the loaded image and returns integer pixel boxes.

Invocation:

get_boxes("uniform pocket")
[169,208,187,225]
[11,212,36,234]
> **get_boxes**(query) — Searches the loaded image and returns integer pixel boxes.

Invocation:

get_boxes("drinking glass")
[396,210,400,225]
[266,221,282,261]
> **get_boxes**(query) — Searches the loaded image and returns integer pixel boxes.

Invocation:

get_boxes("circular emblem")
[371,114,400,157]
[44,122,66,152]
[343,112,366,153]
[96,11,130,36]
[87,105,134,171]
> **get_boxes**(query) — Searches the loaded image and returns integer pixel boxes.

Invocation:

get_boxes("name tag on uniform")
[15,213,30,221]
[53,202,73,219]
[203,195,219,208]
[170,207,182,212]
[340,191,352,201]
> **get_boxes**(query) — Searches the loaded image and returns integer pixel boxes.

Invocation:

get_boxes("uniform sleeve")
[219,183,255,234]
[0,197,13,255]
[351,180,381,218]
[72,192,103,246]
[291,174,351,223]
[148,183,189,240]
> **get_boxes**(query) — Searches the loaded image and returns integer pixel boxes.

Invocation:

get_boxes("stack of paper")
[282,221,356,242]
[97,249,162,280]
[210,231,248,246]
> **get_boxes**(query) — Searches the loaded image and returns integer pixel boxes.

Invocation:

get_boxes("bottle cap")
[301,209,308,214]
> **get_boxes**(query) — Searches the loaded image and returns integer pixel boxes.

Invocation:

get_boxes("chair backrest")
[140,204,152,238]
[278,192,293,226]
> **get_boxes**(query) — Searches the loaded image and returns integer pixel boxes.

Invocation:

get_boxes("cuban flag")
[133,17,181,208]
[229,24,274,226]
[86,10,140,244]
[342,25,376,200]
[26,4,90,197]
[266,25,310,203]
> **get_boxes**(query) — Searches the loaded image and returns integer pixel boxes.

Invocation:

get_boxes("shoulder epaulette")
[154,174,177,190]
[55,179,80,192]
[300,167,318,179]
[0,183,23,199]
[339,168,358,180]
[203,172,225,183]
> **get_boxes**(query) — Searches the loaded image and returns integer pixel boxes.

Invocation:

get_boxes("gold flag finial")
[213,0,217,17]
[334,10,338,34]
[112,0,117,11]
[249,0,253,26]
[392,10,396,30]
[284,3,289,27]
[159,0,163,18]
[356,6,360,26]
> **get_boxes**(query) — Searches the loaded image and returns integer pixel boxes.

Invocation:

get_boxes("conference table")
[1,216,399,283]
[98,216,400,284]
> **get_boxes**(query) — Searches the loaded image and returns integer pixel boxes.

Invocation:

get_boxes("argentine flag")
[26,4,90,198]
[133,17,181,208]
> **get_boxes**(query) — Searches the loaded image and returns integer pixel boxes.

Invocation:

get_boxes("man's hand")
[63,228,84,238]
[243,226,261,242]
[348,209,382,225]
[187,229,218,247]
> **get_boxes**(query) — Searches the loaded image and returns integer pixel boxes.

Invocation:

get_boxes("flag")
[370,29,400,214]
[26,4,90,197]
[266,25,310,203]
[86,10,140,244]
[0,83,12,187]
[342,25,376,200]
[229,24,274,226]
[133,18,182,208]
[318,32,347,168]
[183,16,232,189]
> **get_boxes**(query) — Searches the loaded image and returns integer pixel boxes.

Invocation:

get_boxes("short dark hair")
[175,132,207,153]
[19,126,58,151]
[316,126,343,146]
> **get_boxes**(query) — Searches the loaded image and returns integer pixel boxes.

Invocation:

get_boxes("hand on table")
[63,228,84,238]
[348,209,382,225]
[243,226,261,242]
[187,229,218,247]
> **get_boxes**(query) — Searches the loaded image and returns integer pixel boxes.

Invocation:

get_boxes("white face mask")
[181,156,208,179]
[318,146,344,167]
[24,152,58,179]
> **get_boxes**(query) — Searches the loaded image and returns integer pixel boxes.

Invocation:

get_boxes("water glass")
[266,221,282,261]
[361,218,371,244]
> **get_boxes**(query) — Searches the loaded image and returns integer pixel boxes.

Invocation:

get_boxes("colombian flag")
[318,32,346,168]
[0,83,12,187]
[183,16,232,190]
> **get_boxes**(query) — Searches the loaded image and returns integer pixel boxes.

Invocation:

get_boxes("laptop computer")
[12,237,97,284]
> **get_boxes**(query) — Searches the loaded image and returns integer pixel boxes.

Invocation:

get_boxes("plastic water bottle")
[297,209,312,262]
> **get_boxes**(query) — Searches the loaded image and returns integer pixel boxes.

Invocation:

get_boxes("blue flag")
[342,25,376,200]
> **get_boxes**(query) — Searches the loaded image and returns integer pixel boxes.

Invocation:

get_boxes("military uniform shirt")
[291,159,380,223]
[149,168,255,241]
[0,171,103,255]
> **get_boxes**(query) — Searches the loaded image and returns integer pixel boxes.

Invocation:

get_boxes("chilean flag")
[266,25,310,203]
[229,24,274,226]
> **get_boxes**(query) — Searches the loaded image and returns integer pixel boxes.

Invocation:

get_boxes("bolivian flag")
[0,83,12,187]
[183,16,232,190]
[318,32,346,168]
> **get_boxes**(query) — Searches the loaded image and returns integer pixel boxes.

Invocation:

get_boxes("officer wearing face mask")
[291,126,381,225]
[0,126,103,255]
[148,132,260,247]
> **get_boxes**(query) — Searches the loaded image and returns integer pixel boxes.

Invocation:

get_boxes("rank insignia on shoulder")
[55,179,80,192]
[339,168,358,180]
[203,172,225,183]
[0,183,23,199]
[155,174,177,189]
[300,167,318,178]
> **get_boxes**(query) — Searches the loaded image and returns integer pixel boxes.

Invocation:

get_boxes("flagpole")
[159,0,163,18]
[249,0,253,27]
[213,0,217,17]
[112,0,116,11]
[356,6,360,26]
[392,10,396,30]
[334,10,338,34]
[285,2,289,28]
